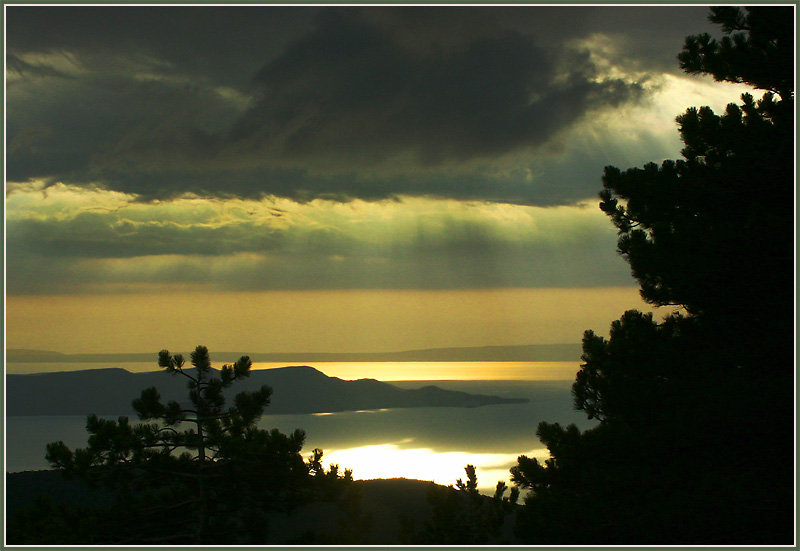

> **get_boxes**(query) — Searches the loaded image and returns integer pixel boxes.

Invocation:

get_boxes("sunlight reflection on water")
[255,379,591,493]
[7,375,590,494]
[322,442,550,492]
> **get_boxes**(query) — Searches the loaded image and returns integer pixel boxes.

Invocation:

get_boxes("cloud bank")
[6,6,752,297]
[7,6,722,205]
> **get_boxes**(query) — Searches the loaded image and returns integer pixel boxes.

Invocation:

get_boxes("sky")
[5,5,754,356]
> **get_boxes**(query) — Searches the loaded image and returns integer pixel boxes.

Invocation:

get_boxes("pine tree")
[402,465,519,544]
[45,345,351,544]
[512,7,794,544]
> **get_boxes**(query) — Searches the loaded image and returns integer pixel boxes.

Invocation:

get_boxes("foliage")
[401,465,519,544]
[44,345,353,544]
[512,7,794,544]
[289,480,374,544]
[598,6,793,372]
[598,93,792,356]
[678,6,793,99]
[5,495,107,545]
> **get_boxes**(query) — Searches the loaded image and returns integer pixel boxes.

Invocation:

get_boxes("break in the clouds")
[6,184,631,294]
[6,5,737,205]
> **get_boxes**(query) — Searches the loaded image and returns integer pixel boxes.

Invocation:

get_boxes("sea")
[4,361,596,493]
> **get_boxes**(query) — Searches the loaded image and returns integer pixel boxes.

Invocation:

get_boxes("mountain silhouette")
[7,366,528,416]
[7,343,581,363]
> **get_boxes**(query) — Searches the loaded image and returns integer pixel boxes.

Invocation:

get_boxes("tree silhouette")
[401,465,519,544]
[45,345,352,544]
[512,7,794,544]
[678,7,793,99]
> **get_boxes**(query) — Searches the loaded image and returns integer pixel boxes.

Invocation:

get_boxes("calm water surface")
[5,363,592,492]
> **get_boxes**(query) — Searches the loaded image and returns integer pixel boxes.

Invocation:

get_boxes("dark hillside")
[7,366,527,416]
[5,471,519,544]
[7,343,581,363]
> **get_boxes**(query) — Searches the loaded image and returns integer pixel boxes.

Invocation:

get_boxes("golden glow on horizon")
[5,287,670,355]
[5,287,668,355]
[6,360,580,382]
[3,360,580,381]
[250,361,580,381]
[322,442,550,492]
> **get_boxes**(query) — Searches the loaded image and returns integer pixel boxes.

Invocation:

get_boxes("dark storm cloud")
[6,5,712,205]
[83,165,594,206]
[6,6,315,88]
[7,75,228,184]
[236,9,643,166]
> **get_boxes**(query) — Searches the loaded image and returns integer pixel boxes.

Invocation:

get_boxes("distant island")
[6,365,529,417]
[7,343,582,364]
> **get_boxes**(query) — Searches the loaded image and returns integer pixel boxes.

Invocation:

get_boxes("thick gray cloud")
[6,5,716,205]
[236,9,642,165]
[6,6,313,88]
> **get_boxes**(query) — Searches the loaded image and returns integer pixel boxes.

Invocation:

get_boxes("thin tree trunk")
[195,375,209,543]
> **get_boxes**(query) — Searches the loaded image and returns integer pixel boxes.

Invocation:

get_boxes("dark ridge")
[6,343,582,363]
[5,471,520,544]
[6,365,528,417]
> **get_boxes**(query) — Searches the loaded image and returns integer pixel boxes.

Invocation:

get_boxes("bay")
[4,365,594,492]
